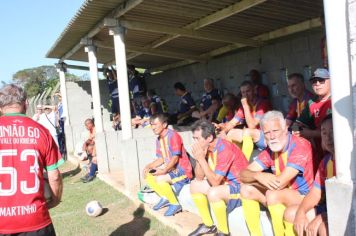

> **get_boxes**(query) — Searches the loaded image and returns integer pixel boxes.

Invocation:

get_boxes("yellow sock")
[157,181,178,205]
[145,174,165,197]
[211,201,229,234]
[268,204,286,236]
[284,221,296,236]
[191,193,213,227]
[242,135,254,161]
[241,198,262,236]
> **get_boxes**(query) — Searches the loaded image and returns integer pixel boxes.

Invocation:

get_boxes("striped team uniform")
[313,153,335,214]
[255,134,314,195]
[207,138,248,212]
[156,129,192,194]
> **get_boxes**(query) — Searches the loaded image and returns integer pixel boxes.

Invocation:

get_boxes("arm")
[143,158,164,177]
[191,142,225,186]
[241,98,259,129]
[46,169,63,209]
[275,166,299,189]
[294,187,322,236]
[194,161,205,180]
[153,155,179,176]
[239,161,280,190]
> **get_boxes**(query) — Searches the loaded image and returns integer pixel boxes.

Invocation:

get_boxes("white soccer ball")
[85,200,103,217]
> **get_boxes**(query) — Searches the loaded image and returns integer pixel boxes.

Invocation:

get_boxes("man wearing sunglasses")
[295,68,332,172]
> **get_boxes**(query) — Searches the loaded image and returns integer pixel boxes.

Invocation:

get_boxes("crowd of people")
[139,67,333,236]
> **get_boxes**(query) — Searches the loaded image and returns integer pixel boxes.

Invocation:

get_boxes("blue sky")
[0,0,85,84]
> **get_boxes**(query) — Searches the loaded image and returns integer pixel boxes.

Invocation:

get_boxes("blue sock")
[89,163,98,177]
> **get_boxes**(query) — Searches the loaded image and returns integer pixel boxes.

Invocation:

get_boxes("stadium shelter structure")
[46,0,356,235]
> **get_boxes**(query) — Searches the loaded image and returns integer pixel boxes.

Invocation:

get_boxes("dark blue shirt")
[150,95,168,114]
[200,89,221,111]
[107,78,119,99]
[179,92,196,114]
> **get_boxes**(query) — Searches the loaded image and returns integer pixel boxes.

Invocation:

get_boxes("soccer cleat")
[153,198,169,211]
[164,204,182,216]
[80,174,89,181]
[82,175,95,183]
[214,231,230,236]
[188,224,217,236]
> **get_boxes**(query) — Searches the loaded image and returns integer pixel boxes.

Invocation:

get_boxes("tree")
[12,65,81,97]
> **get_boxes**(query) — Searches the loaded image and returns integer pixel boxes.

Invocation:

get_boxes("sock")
[284,221,296,236]
[242,135,254,161]
[191,193,213,227]
[211,200,229,234]
[241,198,262,236]
[89,163,97,177]
[145,174,165,198]
[268,204,286,236]
[157,181,179,205]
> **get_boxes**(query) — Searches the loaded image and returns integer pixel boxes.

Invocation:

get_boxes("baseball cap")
[310,68,330,80]
[36,104,43,109]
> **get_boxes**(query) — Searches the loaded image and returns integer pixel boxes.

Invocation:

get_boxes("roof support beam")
[59,0,143,62]
[127,0,267,60]
[119,20,260,46]
[149,17,322,72]
[93,39,205,62]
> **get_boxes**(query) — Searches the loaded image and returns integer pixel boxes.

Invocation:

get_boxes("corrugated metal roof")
[47,0,324,71]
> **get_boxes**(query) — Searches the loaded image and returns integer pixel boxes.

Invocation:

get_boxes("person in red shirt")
[143,113,192,217]
[284,115,334,236]
[286,73,315,127]
[0,84,63,236]
[189,120,248,236]
[295,68,332,172]
[239,111,314,236]
[218,81,271,134]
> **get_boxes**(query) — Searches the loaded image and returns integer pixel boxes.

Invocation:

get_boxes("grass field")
[50,161,178,236]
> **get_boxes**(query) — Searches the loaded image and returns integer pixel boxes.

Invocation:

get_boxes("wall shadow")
[109,204,150,236]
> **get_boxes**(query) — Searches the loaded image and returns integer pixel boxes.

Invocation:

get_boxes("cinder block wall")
[147,30,323,114]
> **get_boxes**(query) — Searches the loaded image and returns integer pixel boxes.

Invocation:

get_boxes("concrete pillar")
[56,63,71,126]
[109,26,133,140]
[84,44,104,133]
[324,0,356,235]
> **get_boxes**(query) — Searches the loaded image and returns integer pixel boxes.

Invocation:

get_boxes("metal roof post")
[83,40,104,133]
[55,62,71,126]
[108,24,133,140]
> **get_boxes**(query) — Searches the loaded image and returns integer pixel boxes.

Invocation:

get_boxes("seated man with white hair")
[239,111,314,236]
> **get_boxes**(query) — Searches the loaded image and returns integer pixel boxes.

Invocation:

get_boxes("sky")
[0,0,85,84]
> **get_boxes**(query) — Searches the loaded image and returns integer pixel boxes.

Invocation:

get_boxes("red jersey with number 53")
[0,114,63,234]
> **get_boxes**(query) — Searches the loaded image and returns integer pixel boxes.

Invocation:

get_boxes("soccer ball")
[85,200,103,217]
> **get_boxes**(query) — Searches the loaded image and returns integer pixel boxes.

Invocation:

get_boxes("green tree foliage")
[12,65,80,97]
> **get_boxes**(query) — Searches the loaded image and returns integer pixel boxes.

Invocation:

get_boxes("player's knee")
[240,184,256,199]
[190,179,201,194]
[283,205,298,222]
[207,188,221,202]
[265,190,281,205]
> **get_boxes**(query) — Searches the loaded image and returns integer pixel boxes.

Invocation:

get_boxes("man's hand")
[255,172,280,190]
[294,210,309,236]
[191,142,207,163]
[241,97,249,108]
[152,168,166,176]
[143,166,151,178]
[306,215,322,236]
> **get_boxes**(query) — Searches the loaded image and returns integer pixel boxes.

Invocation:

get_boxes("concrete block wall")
[147,30,323,114]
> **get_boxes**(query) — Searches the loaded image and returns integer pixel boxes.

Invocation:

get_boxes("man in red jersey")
[239,111,314,236]
[189,120,248,236]
[143,113,192,216]
[0,84,63,236]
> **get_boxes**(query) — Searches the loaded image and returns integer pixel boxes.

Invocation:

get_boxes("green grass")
[50,162,178,236]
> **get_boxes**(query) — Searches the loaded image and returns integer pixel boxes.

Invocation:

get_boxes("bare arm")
[241,99,259,129]
[194,162,205,180]
[46,169,63,209]
[143,158,164,176]
[196,157,225,186]
[153,155,179,176]
[275,166,299,189]
[294,187,322,236]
